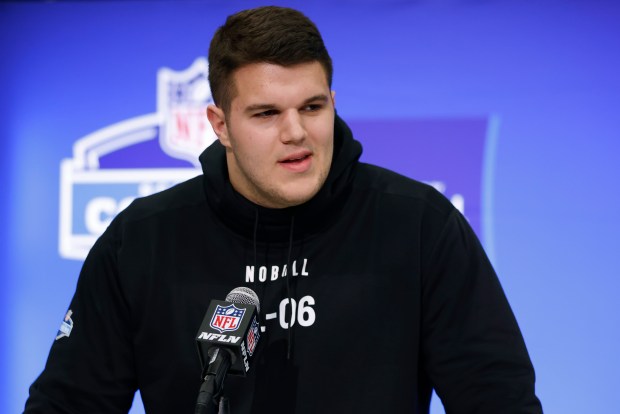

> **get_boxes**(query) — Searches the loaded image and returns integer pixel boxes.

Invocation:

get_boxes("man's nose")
[279,110,306,143]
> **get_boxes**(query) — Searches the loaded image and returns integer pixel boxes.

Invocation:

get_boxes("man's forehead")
[229,61,331,107]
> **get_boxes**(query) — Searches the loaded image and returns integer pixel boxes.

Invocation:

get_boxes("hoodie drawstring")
[285,215,295,360]
[251,210,296,361]
[252,210,266,321]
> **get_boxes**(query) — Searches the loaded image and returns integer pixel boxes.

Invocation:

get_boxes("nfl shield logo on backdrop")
[157,57,217,167]
[210,304,246,333]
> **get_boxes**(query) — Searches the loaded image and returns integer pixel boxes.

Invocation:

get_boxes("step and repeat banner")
[1,1,619,413]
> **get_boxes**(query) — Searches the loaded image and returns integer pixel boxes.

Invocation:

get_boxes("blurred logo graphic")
[59,58,215,260]
[56,309,74,340]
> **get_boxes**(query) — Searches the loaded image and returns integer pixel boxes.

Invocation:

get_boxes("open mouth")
[281,154,311,164]
[278,152,313,172]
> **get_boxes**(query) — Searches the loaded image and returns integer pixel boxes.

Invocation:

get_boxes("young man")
[25,6,543,413]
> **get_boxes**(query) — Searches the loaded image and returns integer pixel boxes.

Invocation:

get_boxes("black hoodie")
[25,116,542,413]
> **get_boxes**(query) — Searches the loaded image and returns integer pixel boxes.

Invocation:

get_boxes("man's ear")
[206,104,230,147]
[331,90,336,107]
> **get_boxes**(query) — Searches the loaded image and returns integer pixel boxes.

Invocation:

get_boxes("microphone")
[194,287,262,414]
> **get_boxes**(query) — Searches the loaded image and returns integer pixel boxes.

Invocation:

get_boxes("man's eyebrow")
[244,103,276,113]
[244,94,330,113]
[302,94,329,105]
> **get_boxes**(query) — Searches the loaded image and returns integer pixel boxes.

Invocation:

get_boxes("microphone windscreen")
[225,287,260,313]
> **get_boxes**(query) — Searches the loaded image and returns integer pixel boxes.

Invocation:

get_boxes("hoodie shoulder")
[119,174,206,224]
[354,162,455,217]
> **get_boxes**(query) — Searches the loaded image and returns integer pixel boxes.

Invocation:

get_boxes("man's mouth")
[281,154,311,163]
[279,151,312,163]
[278,152,313,172]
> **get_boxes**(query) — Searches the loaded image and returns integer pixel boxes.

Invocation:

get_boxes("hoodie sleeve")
[24,216,136,414]
[421,209,543,414]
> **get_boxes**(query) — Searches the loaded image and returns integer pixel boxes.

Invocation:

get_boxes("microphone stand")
[218,395,230,414]
[194,349,232,414]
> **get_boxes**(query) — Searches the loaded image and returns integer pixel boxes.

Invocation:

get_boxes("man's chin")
[270,188,320,209]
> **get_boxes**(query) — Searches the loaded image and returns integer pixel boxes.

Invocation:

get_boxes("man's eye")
[255,110,277,118]
[302,104,322,112]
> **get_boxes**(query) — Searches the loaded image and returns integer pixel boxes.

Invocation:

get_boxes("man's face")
[207,61,335,209]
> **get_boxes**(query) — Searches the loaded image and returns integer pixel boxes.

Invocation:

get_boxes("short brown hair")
[208,6,333,112]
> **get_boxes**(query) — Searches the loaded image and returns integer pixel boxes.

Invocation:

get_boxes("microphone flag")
[196,300,261,376]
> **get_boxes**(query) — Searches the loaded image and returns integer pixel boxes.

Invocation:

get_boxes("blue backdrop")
[2,1,619,413]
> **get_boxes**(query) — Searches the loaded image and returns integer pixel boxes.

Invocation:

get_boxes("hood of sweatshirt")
[199,114,363,242]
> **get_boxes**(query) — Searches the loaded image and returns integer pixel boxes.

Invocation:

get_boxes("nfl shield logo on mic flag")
[246,316,260,356]
[210,304,246,333]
